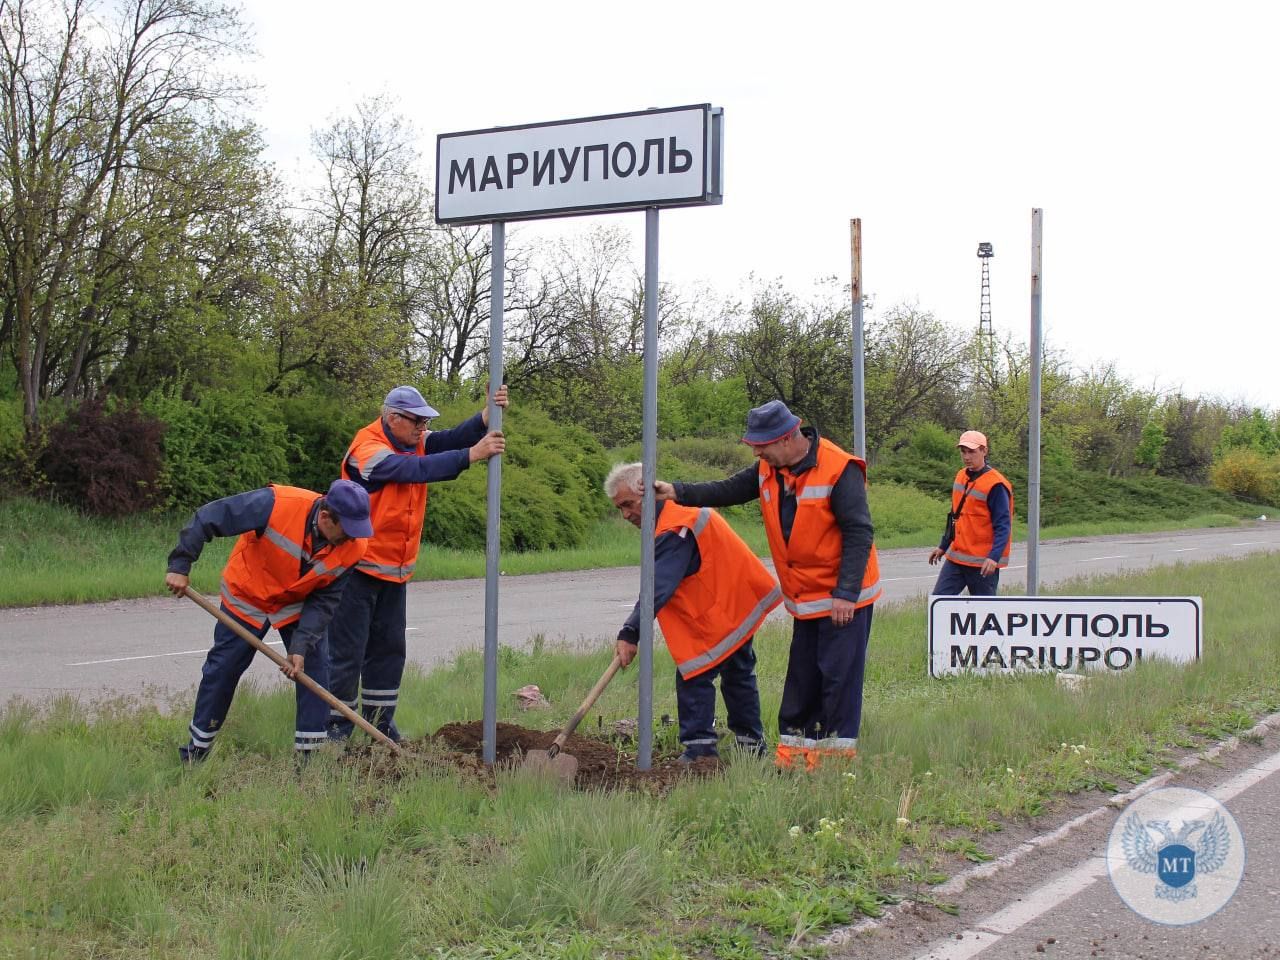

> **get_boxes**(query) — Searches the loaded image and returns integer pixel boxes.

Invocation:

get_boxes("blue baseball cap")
[325,479,373,539]
[384,385,440,419]
[742,400,801,445]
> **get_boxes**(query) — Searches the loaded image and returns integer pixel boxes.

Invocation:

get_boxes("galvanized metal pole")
[637,206,659,771]
[482,221,505,765]
[850,218,866,459]
[1028,209,1043,596]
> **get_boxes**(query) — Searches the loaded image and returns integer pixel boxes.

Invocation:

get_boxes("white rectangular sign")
[435,104,723,224]
[928,595,1202,677]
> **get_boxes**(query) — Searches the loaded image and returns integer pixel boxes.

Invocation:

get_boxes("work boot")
[179,743,210,764]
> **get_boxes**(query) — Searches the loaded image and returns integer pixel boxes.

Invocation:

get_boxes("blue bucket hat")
[325,479,373,539]
[742,400,801,445]
[384,385,440,420]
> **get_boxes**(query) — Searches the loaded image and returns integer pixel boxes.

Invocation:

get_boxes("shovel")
[522,653,623,783]
[183,586,402,756]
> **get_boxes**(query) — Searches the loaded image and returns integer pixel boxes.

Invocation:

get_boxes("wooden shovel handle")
[183,587,402,755]
[549,653,623,756]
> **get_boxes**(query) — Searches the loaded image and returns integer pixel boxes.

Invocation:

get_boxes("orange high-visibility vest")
[220,485,367,628]
[758,437,881,619]
[654,503,782,678]
[946,467,1014,568]
[341,419,428,583]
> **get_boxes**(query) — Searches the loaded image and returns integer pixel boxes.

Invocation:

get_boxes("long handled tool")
[522,653,623,783]
[183,587,402,756]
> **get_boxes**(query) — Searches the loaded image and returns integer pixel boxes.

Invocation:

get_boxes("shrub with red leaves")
[37,400,167,516]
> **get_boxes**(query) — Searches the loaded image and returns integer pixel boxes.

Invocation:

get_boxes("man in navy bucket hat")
[655,400,881,771]
[164,479,372,762]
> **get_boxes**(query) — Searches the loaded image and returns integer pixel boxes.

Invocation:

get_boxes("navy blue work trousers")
[326,571,407,739]
[932,559,1000,596]
[777,604,874,743]
[675,638,766,759]
[186,604,330,754]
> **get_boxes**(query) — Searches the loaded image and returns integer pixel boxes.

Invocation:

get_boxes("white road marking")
[68,640,284,666]
[912,744,1280,959]
[1231,541,1262,546]
[1083,555,1127,562]
[1171,547,1197,553]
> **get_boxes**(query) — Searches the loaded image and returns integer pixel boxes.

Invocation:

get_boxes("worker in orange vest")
[165,480,372,762]
[606,462,782,762]
[928,430,1013,596]
[656,400,880,771]
[328,384,506,743]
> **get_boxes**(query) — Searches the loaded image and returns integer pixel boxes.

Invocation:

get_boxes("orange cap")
[957,430,988,451]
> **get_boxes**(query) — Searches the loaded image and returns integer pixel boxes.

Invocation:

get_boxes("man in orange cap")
[928,430,1013,596]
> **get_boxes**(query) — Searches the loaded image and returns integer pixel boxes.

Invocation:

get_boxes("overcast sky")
[237,0,1280,410]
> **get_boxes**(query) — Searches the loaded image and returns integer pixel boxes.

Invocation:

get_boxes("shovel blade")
[522,748,578,783]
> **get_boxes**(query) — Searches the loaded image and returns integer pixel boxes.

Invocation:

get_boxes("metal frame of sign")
[435,104,723,224]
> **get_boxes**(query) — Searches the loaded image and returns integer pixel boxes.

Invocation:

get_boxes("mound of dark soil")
[433,720,722,792]
[340,720,724,792]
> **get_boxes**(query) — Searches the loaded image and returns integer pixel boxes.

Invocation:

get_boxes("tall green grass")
[3,554,1277,957]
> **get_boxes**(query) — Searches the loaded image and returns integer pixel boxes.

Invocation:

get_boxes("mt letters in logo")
[1107,787,1245,925]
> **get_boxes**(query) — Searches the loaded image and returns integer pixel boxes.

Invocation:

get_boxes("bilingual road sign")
[928,595,1202,677]
[436,104,723,224]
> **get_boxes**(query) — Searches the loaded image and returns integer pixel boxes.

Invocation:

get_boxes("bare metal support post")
[1028,209,1043,595]
[637,206,659,771]
[482,220,505,765]
[850,218,866,459]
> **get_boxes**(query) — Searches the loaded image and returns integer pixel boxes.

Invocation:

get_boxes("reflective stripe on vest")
[946,467,1014,569]
[220,485,367,630]
[654,503,783,680]
[341,418,428,584]
[757,438,881,619]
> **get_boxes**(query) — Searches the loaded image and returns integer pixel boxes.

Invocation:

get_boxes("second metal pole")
[1027,209,1043,596]
[850,218,866,459]
[637,206,659,771]
[482,221,505,764]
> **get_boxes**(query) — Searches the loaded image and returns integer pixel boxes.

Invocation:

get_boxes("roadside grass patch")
[1,554,1278,957]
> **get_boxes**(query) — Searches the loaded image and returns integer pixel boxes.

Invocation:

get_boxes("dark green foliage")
[278,393,379,495]
[143,388,296,511]
[36,400,166,516]
[422,403,610,552]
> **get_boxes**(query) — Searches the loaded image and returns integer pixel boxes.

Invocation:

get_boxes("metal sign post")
[850,218,866,459]
[637,207,660,771]
[437,105,723,768]
[1028,209,1043,595]
[482,221,505,765]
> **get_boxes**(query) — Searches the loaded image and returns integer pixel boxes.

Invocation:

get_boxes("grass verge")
[2,554,1278,957]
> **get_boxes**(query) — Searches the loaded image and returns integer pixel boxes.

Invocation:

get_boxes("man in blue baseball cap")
[164,479,372,762]
[327,383,508,743]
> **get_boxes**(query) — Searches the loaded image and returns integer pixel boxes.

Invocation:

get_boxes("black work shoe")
[179,743,210,764]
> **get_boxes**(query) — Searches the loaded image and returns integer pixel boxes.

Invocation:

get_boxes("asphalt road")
[830,716,1280,960]
[1,522,1277,706]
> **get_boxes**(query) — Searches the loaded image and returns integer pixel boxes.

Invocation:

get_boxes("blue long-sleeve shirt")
[670,427,875,602]
[617,501,701,643]
[937,466,1011,563]
[166,487,349,658]
[343,412,488,492]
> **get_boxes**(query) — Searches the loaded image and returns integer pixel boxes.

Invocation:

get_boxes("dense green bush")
[422,402,611,552]
[35,400,167,516]
[278,393,379,494]
[143,388,296,511]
